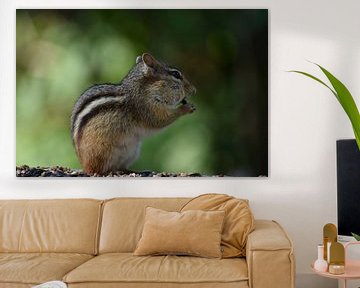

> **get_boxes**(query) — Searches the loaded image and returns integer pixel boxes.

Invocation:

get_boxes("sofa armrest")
[246,220,295,288]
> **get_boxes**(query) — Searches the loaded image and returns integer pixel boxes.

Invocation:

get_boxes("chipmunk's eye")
[169,70,182,80]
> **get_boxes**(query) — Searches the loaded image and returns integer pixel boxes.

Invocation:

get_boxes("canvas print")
[16,9,268,177]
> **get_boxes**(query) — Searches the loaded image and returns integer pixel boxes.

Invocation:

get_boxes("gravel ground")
[16,165,218,177]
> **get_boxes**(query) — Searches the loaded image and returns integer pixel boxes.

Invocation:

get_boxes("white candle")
[329,264,345,274]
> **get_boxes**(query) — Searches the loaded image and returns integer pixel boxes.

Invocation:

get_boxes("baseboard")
[296,273,337,288]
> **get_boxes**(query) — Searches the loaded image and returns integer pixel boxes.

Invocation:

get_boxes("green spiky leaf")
[351,232,360,241]
[289,64,360,150]
[289,70,337,97]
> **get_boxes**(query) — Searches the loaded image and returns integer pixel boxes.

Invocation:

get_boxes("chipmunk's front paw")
[180,103,196,114]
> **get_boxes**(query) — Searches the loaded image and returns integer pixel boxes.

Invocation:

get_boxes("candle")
[328,264,345,275]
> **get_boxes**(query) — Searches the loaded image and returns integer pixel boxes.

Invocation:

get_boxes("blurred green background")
[16,9,268,176]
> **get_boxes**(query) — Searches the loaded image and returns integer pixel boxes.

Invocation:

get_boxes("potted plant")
[290,64,360,241]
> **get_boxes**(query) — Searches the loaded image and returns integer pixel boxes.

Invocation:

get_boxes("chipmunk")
[70,53,196,175]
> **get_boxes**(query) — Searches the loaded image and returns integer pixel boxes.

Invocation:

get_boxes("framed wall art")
[16,9,268,177]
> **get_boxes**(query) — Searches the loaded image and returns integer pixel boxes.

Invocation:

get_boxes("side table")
[311,242,360,288]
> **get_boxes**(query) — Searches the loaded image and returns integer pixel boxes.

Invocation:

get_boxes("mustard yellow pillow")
[181,193,255,258]
[134,207,225,258]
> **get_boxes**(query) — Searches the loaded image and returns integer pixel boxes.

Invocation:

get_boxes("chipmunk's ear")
[142,53,158,69]
[136,55,142,64]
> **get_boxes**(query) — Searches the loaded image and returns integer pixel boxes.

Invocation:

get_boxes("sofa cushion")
[63,253,248,285]
[134,207,225,258]
[99,198,190,253]
[0,253,93,285]
[181,194,254,258]
[0,199,103,254]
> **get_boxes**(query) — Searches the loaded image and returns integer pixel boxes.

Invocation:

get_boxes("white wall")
[1,1,359,287]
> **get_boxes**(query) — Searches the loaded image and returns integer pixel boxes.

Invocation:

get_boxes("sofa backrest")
[99,197,190,253]
[0,199,102,255]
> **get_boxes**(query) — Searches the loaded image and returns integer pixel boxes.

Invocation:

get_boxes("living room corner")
[1,1,360,288]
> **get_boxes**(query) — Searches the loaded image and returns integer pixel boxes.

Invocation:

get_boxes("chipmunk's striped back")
[71,84,125,146]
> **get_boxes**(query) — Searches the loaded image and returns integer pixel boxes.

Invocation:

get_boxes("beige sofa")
[0,198,295,288]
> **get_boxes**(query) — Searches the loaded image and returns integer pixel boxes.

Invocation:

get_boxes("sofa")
[0,197,295,288]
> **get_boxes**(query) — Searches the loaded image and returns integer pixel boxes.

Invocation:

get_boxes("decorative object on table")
[329,242,345,275]
[32,281,67,288]
[314,244,328,272]
[312,236,360,288]
[318,223,346,275]
[323,223,337,262]
[328,264,345,275]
